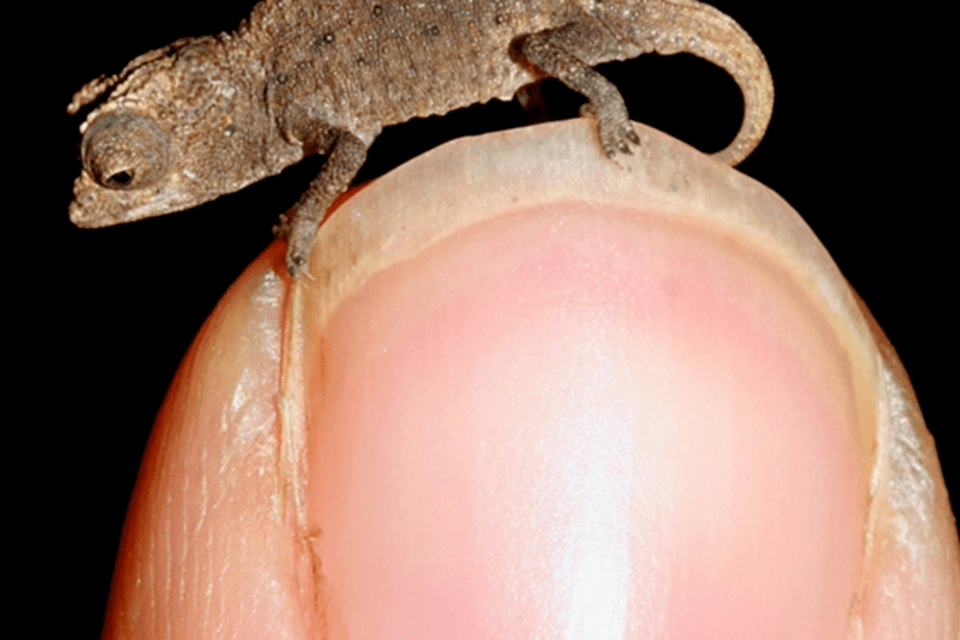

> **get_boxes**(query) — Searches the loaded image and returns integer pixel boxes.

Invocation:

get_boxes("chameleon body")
[68,0,773,276]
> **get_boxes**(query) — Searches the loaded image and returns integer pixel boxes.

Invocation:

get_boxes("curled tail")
[634,0,774,166]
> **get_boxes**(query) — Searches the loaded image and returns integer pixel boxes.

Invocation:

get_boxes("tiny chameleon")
[67,0,773,277]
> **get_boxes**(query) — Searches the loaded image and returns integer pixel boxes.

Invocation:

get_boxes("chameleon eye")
[82,112,172,191]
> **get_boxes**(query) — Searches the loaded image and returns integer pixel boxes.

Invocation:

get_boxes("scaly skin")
[67,0,773,276]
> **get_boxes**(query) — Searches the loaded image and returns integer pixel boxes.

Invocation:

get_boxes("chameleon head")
[69,36,301,229]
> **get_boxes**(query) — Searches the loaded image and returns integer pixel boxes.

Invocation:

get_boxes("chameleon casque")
[68,0,773,277]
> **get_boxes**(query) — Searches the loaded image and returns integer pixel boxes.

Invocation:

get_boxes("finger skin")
[102,245,315,639]
[102,121,959,639]
[857,309,960,639]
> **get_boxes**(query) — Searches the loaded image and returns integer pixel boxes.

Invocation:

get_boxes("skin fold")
[101,121,959,639]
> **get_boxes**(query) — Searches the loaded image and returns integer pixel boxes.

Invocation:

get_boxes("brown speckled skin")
[68,0,773,276]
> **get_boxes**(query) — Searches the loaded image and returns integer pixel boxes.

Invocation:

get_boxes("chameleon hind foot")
[579,101,641,158]
[522,21,640,160]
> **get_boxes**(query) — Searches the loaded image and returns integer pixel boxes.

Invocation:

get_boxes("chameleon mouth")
[68,191,172,228]
[68,171,194,229]
[68,173,139,228]
[69,202,118,229]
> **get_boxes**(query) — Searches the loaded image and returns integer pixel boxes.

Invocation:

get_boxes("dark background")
[32,0,953,635]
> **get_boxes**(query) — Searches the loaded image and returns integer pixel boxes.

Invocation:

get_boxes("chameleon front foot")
[275,130,369,278]
[272,213,293,241]
[286,251,309,278]
[282,215,318,278]
[272,213,311,276]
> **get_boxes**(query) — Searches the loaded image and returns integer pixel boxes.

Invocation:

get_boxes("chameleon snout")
[68,178,131,229]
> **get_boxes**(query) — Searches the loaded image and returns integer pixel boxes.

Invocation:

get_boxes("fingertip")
[103,121,958,639]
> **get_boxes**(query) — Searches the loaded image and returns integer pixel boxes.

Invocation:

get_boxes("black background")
[31,0,954,635]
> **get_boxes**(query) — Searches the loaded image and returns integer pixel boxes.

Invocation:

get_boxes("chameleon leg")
[274,131,367,277]
[521,22,640,159]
